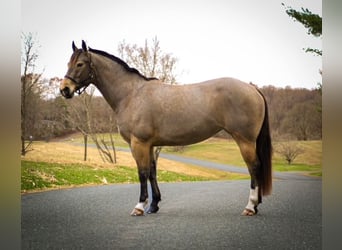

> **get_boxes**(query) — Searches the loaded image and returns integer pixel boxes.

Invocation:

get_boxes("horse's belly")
[155,123,222,146]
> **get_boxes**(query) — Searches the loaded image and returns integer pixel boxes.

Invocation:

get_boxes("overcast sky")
[22,0,322,89]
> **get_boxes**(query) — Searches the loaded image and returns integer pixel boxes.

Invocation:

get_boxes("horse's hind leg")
[235,138,262,216]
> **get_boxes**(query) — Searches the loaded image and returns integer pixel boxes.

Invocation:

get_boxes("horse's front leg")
[130,137,151,216]
[130,168,149,216]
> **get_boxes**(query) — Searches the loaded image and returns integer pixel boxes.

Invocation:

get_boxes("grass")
[164,138,322,176]
[67,133,321,175]
[22,133,321,192]
[21,160,215,192]
[65,132,129,148]
[21,140,248,192]
[272,140,322,176]
[163,139,245,166]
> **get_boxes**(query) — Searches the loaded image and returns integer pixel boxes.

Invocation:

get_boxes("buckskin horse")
[60,40,272,216]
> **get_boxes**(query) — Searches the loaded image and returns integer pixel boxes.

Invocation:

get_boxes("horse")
[60,40,272,216]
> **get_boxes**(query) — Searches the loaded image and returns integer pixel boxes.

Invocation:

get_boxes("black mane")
[88,48,158,81]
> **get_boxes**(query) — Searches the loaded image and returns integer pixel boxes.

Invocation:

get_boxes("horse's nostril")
[61,87,69,95]
[60,87,72,98]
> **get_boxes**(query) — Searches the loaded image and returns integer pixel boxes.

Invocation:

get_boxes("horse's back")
[137,77,265,145]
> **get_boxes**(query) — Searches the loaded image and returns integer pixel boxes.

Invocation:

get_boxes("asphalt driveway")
[22,178,321,249]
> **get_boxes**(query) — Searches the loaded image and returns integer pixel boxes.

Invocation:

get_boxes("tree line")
[261,85,321,140]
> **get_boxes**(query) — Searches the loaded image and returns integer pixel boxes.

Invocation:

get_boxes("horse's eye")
[76,62,83,67]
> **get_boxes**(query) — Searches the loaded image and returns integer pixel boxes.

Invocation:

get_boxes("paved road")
[22,178,321,249]
[158,152,316,180]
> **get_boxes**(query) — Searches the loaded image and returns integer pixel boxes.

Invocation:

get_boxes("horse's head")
[60,40,95,98]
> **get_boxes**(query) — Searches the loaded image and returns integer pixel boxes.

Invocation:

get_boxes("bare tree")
[118,37,178,85]
[86,88,117,164]
[65,86,117,163]
[118,37,179,160]
[275,141,304,165]
[66,86,94,161]
[21,32,42,155]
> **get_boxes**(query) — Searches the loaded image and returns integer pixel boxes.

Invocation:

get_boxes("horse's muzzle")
[60,86,74,99]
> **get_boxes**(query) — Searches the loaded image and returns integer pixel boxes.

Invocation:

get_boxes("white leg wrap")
[135,200,148,212]
[245,186,259,212]
[131,200,148,216]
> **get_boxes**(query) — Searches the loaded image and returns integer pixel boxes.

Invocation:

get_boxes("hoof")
[241,208,256,216]
[130,208,145,216]
[147,205,159,214]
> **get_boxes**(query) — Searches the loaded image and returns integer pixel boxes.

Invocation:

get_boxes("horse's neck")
[91,53,144,112]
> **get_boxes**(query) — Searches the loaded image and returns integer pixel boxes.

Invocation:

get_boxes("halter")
[64,52,96,95]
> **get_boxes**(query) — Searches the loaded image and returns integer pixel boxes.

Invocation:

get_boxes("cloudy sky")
[22,0,322,89]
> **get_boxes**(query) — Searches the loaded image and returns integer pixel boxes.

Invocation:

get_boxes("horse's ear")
[72,41,77,52]
[82,40,88,51]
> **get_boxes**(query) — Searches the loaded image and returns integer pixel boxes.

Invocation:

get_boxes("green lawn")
[21,160,215,192]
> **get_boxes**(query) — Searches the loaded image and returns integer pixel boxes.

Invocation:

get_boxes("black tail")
[256,89,273,196]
